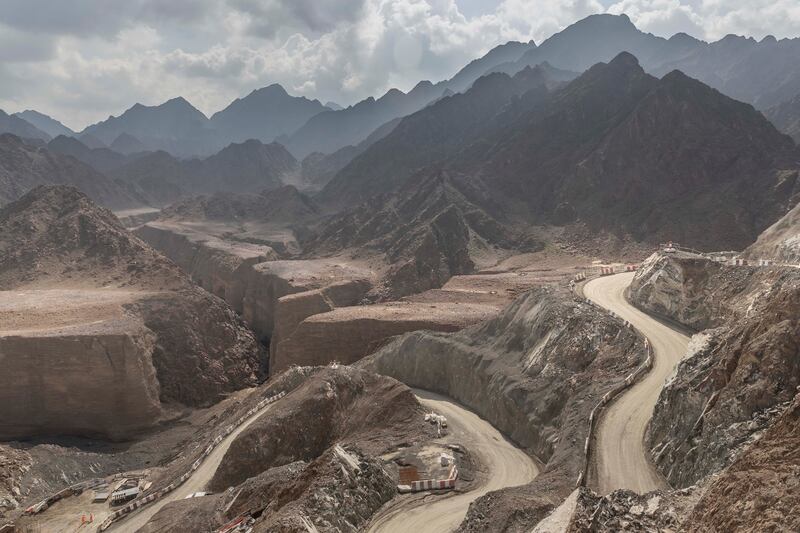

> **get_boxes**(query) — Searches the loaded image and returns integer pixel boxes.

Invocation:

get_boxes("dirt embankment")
[360,286,644,531]
[629,252,800,487]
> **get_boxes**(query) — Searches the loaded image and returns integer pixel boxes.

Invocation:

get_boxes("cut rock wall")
[629,252,800,487]
[0,324,162,441]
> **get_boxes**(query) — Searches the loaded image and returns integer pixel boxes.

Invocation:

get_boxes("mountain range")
[7,14,799,165]
[319,52,800,251]
[0,133,140,209]
[113,139,298,206]
[0,110,51,142]
[496,14,800,111]
[13,110,75,138]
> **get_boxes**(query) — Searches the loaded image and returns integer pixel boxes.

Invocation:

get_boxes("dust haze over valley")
[2,2,800,533]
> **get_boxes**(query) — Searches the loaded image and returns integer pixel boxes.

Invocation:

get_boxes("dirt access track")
[105,400,280,532]
[583,272,690,494]
[367,390,540,533]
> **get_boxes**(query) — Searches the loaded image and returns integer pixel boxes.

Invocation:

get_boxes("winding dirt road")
[109,401,277,532]
[584,272,690,494]
[367,390,540,533]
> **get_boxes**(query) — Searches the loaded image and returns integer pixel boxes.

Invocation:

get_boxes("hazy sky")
[0,0,797,130]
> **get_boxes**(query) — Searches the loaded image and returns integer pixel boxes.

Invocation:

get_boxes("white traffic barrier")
[577,338,654,488]
[398,465,458,493]
[600,266,614,276]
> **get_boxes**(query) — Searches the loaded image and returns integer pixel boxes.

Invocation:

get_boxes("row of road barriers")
[24,478,107,516]
[575,300,653,488]
[95,390,286,532]
[397,465,459,493]
[574,264,638,283]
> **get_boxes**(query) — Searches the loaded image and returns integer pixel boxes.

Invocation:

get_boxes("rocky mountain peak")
[0,185,188,290]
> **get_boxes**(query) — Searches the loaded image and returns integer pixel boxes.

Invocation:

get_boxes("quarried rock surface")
[0,308,162,441]
[630,252,800,487]
[135,221,276,313]
[271,300,497,374]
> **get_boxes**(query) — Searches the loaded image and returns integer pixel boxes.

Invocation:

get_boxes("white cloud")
[0,0,797,130]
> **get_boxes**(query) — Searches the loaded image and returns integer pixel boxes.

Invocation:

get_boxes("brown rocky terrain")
[629,251,800,487]
[132,366,437,533]
[270,252,588,374]
[684,393,800,532]
[360,286,645,531]
[306,171,542,299]
[0,186,261,440]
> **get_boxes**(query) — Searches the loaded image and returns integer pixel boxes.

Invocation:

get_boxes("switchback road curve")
[367,390,540,533]
[584,272,690,494]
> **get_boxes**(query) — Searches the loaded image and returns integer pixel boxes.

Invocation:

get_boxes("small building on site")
[110,486,139,505]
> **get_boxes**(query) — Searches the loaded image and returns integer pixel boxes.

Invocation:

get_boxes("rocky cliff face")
[134,222,277,313]
[744,199,800,263]
[0,320,163,441]
[271,299,496,374]
[361,286,644,530]
[629,252,800,487]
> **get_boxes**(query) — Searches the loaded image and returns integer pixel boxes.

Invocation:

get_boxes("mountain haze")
[323,53,800,250]
[497,14,800,111]
[0,110,51,142]
[210,84,330,145]
[81,97,217,157]
[0,134,141,209]
[13,110,75,138]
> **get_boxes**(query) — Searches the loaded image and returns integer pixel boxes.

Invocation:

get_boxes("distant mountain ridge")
[285,41,539,158]
[113,139,298,206]
[496,14,800,111]
[0,133,141,209]
[210,84,331,145]
[8,13,800,168]
[0,110,51,142]
[321,63,569,206]
[80,97,217,158]
[13,110,75,138]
